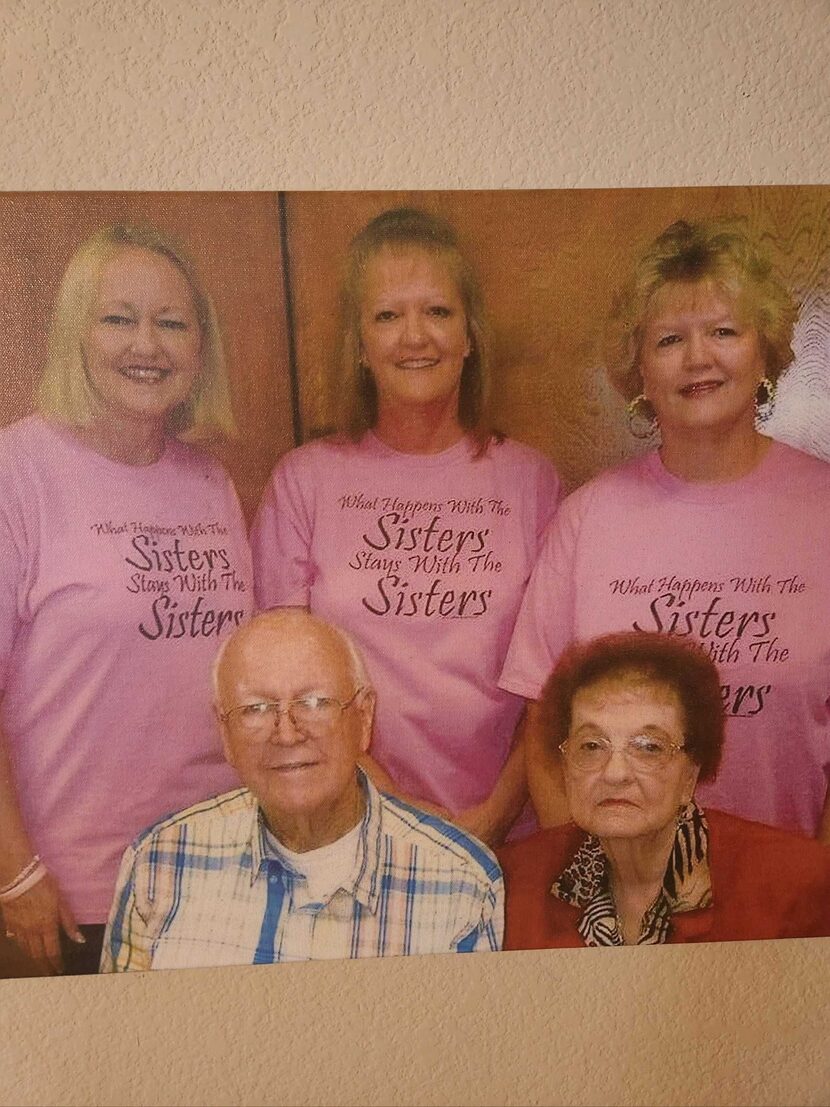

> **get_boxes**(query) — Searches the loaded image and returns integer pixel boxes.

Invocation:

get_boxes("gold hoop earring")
[755,377,776,422]
[626,394,658,440]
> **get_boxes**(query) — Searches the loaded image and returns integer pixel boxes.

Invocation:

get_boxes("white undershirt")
[264,822,362,903]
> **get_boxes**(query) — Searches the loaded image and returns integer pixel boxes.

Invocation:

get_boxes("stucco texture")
[0,1,829,1105]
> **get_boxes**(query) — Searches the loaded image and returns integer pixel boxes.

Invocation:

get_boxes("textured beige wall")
[1,2,829,1106]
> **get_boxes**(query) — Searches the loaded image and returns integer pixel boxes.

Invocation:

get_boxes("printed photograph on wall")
[0,187,828,978]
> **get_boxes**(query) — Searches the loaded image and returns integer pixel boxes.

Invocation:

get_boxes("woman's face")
[358,246,471,418]
[638,281,766,441]
[562,674,700,843]
[82,246,202,429]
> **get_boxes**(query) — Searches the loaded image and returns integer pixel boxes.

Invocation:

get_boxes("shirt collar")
[247,769,382,913]
[551,802,713,946]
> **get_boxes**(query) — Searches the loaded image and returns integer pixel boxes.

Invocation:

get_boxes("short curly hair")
[604,218,799,402]
[335,207,495,450]
[540,631,725,783]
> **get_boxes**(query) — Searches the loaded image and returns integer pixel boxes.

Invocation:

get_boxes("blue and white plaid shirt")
[101,772,503,971]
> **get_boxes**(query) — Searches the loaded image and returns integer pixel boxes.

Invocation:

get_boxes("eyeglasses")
[558,734,686,773]
[220,688,364,739]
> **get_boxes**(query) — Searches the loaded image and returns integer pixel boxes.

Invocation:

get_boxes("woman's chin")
[583,804,650,839]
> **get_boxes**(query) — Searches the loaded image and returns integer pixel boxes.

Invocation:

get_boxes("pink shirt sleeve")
[0,453,30,691]
[250,451,314,609]
[534,454,562,540]
[499,492,579,700]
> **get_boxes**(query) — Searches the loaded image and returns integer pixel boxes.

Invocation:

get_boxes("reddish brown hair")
[541,631,725,782]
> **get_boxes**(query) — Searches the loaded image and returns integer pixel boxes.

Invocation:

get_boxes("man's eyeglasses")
[220,688,364,739]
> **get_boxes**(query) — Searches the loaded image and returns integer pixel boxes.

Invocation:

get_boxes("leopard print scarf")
[551,802,712,946]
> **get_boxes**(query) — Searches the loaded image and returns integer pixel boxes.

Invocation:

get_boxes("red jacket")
[497,810,830,949]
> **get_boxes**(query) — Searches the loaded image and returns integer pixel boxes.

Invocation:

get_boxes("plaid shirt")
[101,772,503,971]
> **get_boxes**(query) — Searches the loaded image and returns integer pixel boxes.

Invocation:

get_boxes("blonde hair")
[604,218,799,401]
[38,223,237,439]
[335,208,497,452]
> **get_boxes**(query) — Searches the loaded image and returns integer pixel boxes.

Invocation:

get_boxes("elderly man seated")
[101,610,503,970]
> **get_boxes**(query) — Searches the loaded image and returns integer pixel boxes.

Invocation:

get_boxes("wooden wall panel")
[0,192,294,519]
[284,187,830,492]
[3,188,824,507]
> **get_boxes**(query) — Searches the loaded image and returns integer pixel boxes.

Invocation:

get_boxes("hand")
[1,872,85,975]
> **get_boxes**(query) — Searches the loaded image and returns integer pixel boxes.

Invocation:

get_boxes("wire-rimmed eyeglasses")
[220,688,364,739]
[558,733,686,773]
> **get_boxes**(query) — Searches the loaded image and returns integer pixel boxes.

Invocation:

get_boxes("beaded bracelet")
[0,855,43,899]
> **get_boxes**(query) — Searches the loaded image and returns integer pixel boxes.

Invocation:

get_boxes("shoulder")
[484,436,555,471]
[766,439,830,492]
[707,808,829,858]
[0,414,44,448]
[268,434,365,482]
[377,792,502,886]
[563,452,653,509]
[483,437,561,494]
[0,418,92,507]
[129,787,255,855]
[163,438,235,484]
[498,824,584,886]
[576,452,652,499]
[707,809,830,885]
[286,434,362,465]
[0,415,60,468]
[544,454,651,535]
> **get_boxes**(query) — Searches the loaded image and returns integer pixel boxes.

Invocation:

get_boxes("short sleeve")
[533,453,562,545]
[498,496,579,700]
[99,843,153,973]
[456,867,505,953]
[250,449,316,610]
[0,453,31,693]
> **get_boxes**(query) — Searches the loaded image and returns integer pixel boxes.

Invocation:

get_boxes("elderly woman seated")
[499,632,830,948]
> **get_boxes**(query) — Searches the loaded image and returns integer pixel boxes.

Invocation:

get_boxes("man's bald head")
[212,609,371,710]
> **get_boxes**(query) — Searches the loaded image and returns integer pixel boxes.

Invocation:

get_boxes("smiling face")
[81,246,202,431]
[563,674,699,844]
[638,281,766,442]
[216,615,373,849]
[358,246,471,421]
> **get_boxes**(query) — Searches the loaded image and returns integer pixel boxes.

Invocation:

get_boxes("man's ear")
[357,689,376,754]
[215,705,236,768]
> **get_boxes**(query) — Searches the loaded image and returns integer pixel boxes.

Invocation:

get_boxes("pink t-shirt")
[251,432,560,815]
[500,440,830,837]
[0,417,253,922]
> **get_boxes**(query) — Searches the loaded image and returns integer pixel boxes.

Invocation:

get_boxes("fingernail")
[73,933,86,944]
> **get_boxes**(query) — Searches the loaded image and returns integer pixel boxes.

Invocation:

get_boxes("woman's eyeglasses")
[559,733,686,773]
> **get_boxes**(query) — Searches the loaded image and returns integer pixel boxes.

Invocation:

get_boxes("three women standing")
[252,209,560,845]
[0,225,252,973]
